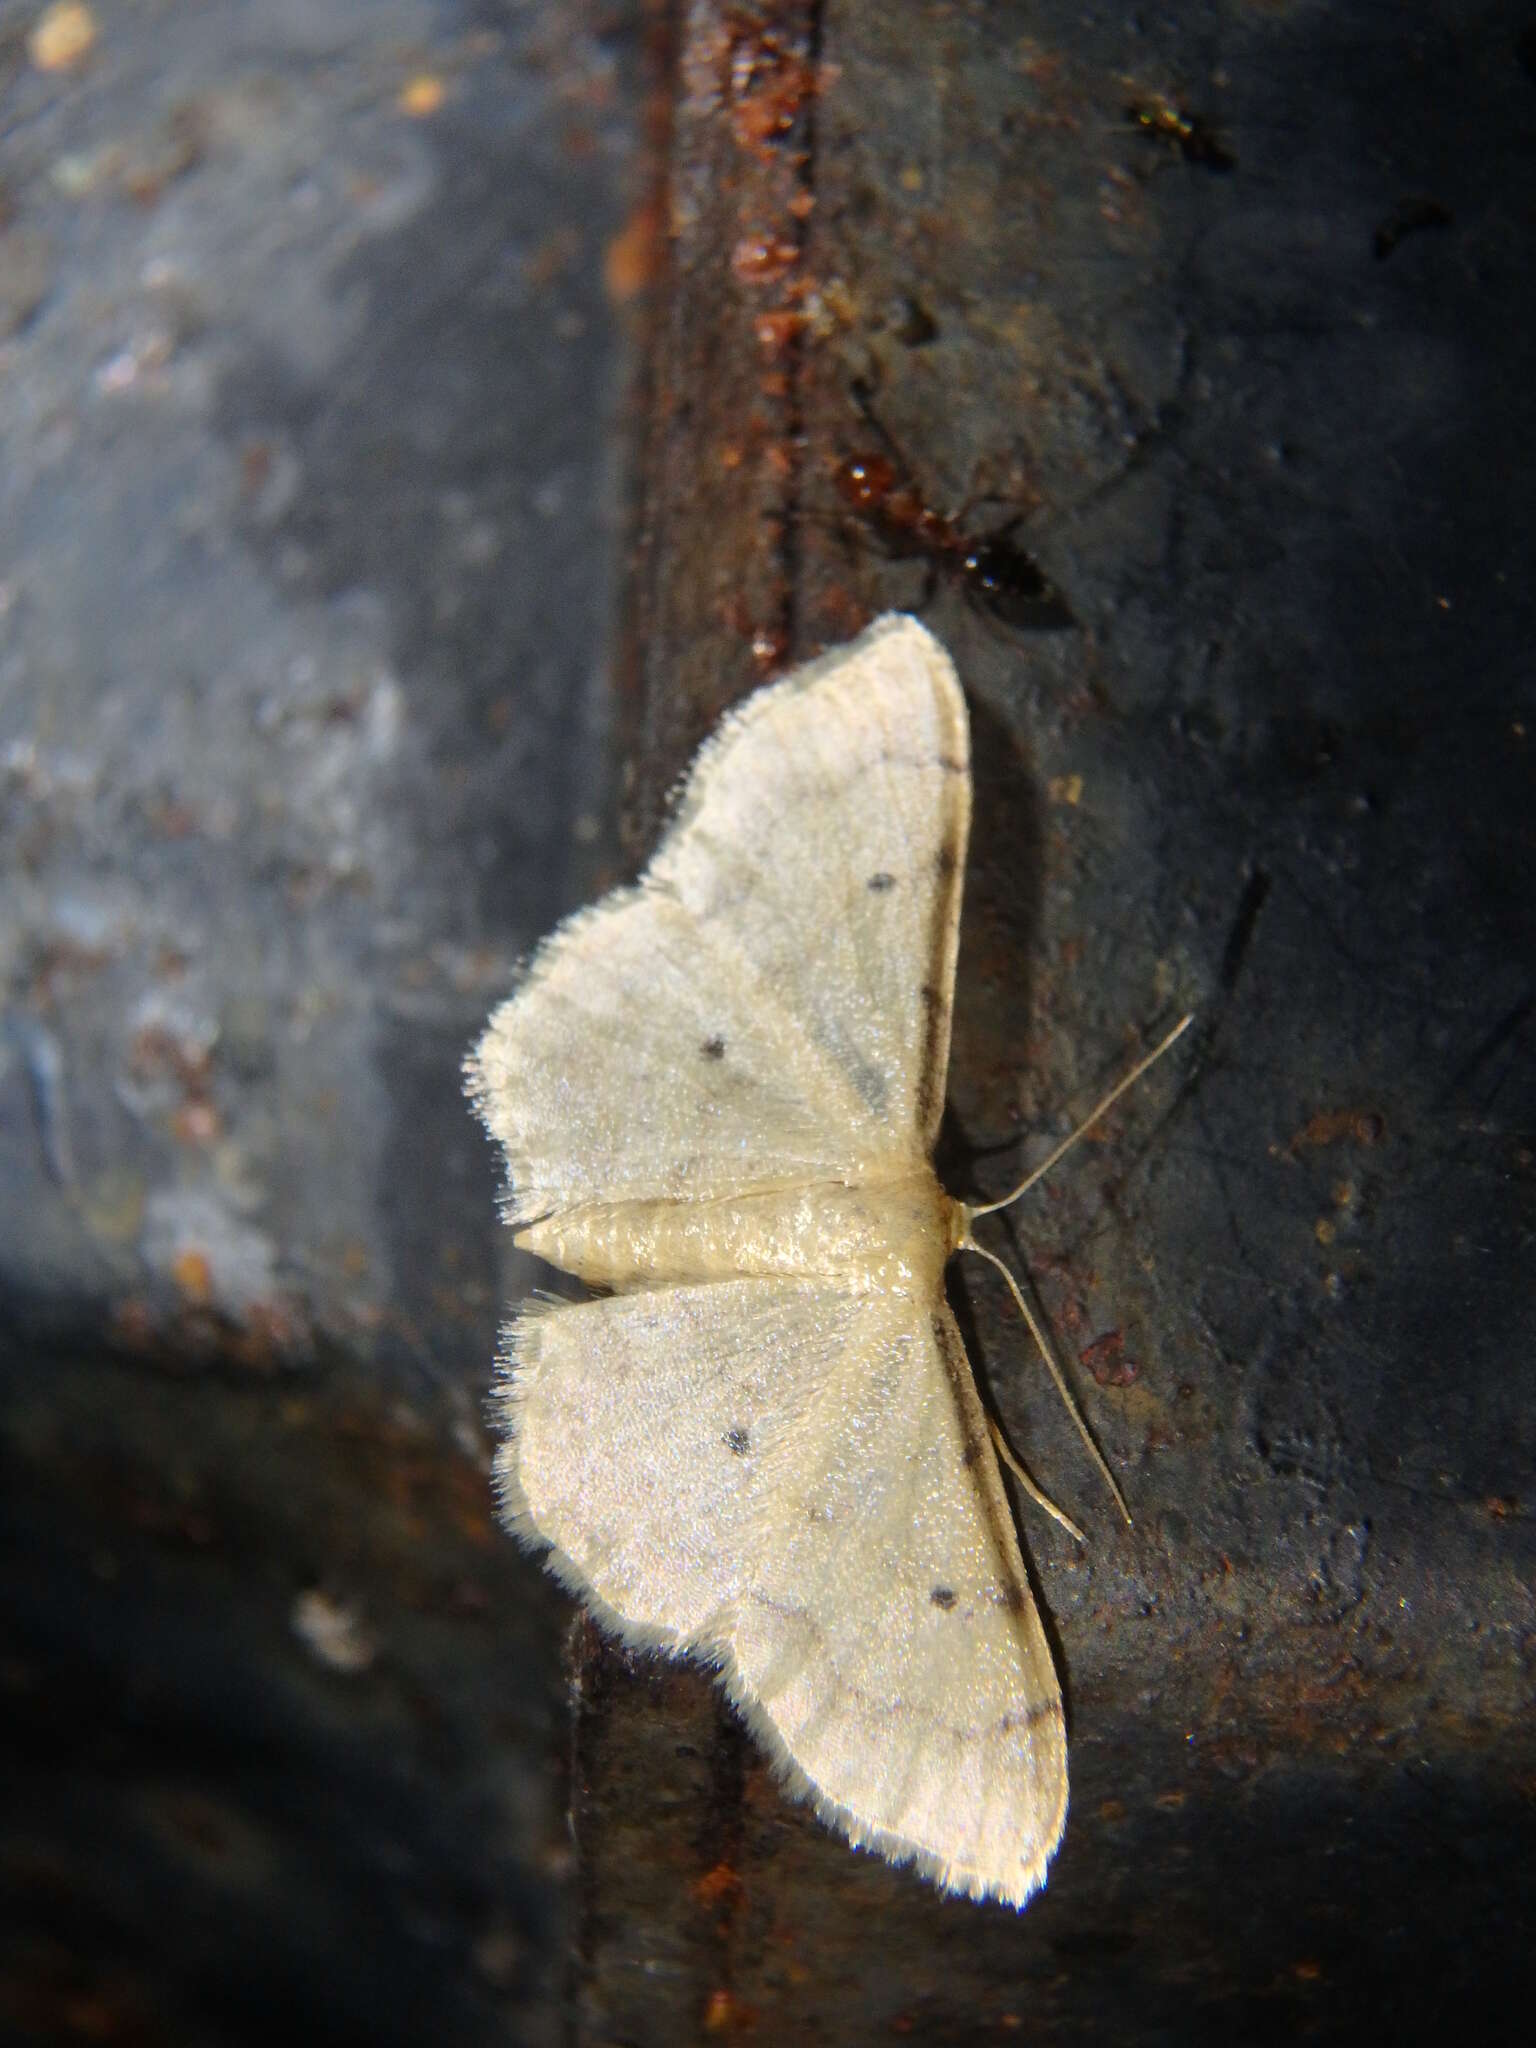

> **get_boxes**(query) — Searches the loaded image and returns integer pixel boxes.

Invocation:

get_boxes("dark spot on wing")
[999,1700,1060,1735]
[993,1582,1028,1615]
[961,1439,984,1469]
[930,1586,957,1610]
[867,871,896,892]
[701,1035,726,1060]
[920,983,940,1013]
[938,753,966,775]
[723,1425,750,1456]
[934,842,958,879]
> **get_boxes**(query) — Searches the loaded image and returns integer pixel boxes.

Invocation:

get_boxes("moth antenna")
[967,1012,1194,1221]
[986,1415,1085,1543]
[959,1238,1133,1528]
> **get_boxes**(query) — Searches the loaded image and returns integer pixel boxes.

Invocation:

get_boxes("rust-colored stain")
[701,1984,757,2033]
[108,1295,158,1353]
[730,230,799,287]
[751,305,806,357]
[28,938,112,1000]
[524,223,584,289]
[334,1405,498,1551]
[1282,1108,1387,1156]
[29,4,98,74]
[696,5,822,666]
[692,1860,746,1908]
[120,105,209,208]
[128,1022,213,1092]
[604,198,663,302]
[724,12,819,158]
[396,74,447,119]
[171,1248,213,1304]
[142,794,202,840]
[171,1100,221,1147]
[224,1298,312,1373]
[1080,1330,1137,1387]
[239,438,274,493]
[108,1289,315,1374]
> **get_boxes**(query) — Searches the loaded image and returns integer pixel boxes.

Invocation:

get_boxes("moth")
[467,614,1187,1906]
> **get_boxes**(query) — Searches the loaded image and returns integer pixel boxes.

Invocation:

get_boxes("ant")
[1125,95,1234,173]
[830,387,1074,631]
[831,452,1075,630]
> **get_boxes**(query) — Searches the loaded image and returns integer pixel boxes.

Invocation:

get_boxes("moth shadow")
[934,683,1044,1190]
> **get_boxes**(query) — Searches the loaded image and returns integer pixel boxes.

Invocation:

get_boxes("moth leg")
[986,1417,1085,1543]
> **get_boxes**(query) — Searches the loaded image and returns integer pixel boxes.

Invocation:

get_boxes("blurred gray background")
[3,3,1533,2045]
[2,4,632,2041]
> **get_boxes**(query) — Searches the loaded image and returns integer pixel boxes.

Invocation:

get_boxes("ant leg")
[985,509,1028,543]
[847,371,907,470]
